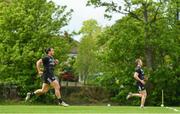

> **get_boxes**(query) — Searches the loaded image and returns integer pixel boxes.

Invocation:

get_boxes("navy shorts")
[41,74,56,84]
[137,83,146,91]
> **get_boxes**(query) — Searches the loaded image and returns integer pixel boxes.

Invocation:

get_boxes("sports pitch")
[0,105,179,114]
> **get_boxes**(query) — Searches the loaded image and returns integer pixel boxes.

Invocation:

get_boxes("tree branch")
[150,1,162,23]
[123,0,143,22]
[128,11,143,22]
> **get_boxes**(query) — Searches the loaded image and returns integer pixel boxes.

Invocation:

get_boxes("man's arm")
[54,59,59,65]
[134,72,145,85]
[36,59,43,75]
[144,75,149,81]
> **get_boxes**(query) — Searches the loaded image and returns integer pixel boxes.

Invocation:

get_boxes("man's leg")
[50,80,61,99]
[25,83,49,101]
[34,83,49,95]
[126,92,142,99]
[132,93,142,97]
[50,80,69,106]
[139,90,147,108]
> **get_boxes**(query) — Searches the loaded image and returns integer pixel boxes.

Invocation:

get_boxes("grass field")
[0,105,179,114]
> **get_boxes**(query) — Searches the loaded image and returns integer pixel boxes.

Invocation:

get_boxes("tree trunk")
[83,67,89,85]
[143,3,153,70]
[145,46,153,69]
[176,1,179,20]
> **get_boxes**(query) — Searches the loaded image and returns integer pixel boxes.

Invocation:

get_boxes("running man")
[126,59,147,108]
[25,48,69,107]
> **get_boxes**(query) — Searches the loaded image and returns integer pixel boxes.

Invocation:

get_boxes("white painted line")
[0,113,178,114]
[165,106,180,112]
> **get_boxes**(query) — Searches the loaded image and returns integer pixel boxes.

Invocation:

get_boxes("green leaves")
[87,0,180,105]
[0,0,72,96]
[80,19,101,38]
[75,19,102,84]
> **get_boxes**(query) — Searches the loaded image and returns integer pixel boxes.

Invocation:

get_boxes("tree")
[87,0,178,70]
[75,19,102,84]
[0,0,72,96]
[87,1,180,105]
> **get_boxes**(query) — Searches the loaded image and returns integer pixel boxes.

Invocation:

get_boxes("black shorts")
[137,83,146,91]
[41,74,56,84]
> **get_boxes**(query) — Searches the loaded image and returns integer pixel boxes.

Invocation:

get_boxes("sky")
[52,0,124,41]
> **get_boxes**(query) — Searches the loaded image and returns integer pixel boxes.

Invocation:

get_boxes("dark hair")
[45,48,52,54]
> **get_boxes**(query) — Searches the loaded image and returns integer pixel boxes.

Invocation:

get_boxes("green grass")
[0,105,179,114]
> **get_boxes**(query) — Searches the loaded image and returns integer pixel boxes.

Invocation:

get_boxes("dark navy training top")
[135,66,145,85]
[42,55,55,76]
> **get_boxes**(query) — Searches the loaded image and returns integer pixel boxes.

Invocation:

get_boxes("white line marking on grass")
[0,112,179,114]
[165,106,180,112]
